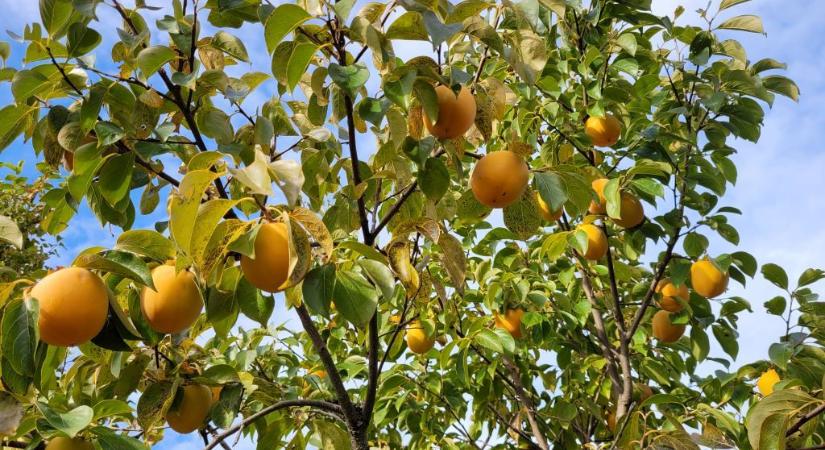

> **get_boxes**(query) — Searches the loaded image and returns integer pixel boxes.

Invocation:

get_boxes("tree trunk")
[349,425,369,450]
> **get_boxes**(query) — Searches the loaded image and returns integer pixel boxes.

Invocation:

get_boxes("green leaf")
[797,268,825,287]
[285,43,318,91]
[136,380,176,430]
[717,15,764,34]
[115,230,175,262]
[422,11,462,49]
[1,298,37,377]
[762,75,800,102]
[359,260,396,301]
[74,250,154,289]
[91,427,149,450]
[503,192,542,240]
[40,0,73,37]
[719,0,750,11]
[67,23,101,57]
[95,121,125,147]
[358,98,386,126]
[0,105,33,152]
[97,152,134,206]
[534,172,567,211]
[616,33,637,56]
[212,31,249,62]
[229,148,271,195]
[237,277,273,327]
[761,263,789,290]
[137,46,175,78]
[170,169,221,254]
[210,383,243,429]
[712,324,739,359]
[302,264,335,318]
[763,296,786,316]
[413,80,439,121]
[195,107,234,145]
[11,70,53,101]
[418,157,449,202]
[683,233,709,259]
[386,12,428,41]
[474,329,503,353]
[690,326,710,362]
[768,342,793,370]
[264,4,311,53]
[328,63,369,98]
[333,269,378,328]
[37,403,93,438]
[0,215,23,249]
[92,399,133,421]
[333,0,357,22]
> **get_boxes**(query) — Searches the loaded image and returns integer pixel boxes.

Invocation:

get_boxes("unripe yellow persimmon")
[405,321,435,354]
[241,222,291,293]
[757,368,780,396]
[613,193,645,229]
[579,224,607,260]
[655,278,689,312]
[536,191,563,222]
[470,151,530,208]
[589,178,609,215]
[651,310,685,343]
[30,267,109,347]
[45,437,94,450]
[494,308,525,339]
[423,85,476,139]
[166,384,213,434]
[585,114,621,147]
[690,259,729,298]
[140,264,203,334]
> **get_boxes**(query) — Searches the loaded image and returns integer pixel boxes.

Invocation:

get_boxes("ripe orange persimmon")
[757,368,780,396]
[166,384,213,434]
[536,191,563,222]
[494,308,525,339]
[651,310,685,343]
[423,85,476,139]
[241,222,291,293]
[585,114,621,147]
[470,151,529,208]
[405,321,435,354]
[45,437,94,450]
[140,263,203,334]
[29,267,109,347]
[579,224,607,260]
[690,259,729,298]
[655,278,689,312]
[589,178,609,215]
[613,193,644,228]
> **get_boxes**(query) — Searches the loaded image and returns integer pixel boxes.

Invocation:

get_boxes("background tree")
[0,0,822,449]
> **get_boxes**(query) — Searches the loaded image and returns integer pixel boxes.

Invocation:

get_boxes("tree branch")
[504,357,549,450]
[786,402,825,438]
[294,304,360,426]
[203,399,343,450]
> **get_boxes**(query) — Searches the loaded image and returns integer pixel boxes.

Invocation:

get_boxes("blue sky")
[0,0,822,448]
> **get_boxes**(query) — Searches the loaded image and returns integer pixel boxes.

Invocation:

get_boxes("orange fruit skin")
[536,191,563,222]
[757,368,780,396]
[470,151,530,208]
[63,151,74,172]
[606,412,617,432]
[494,308,525,339]
[45,437,94,450]
[211,386,223,403]
[613,193,644,228]
[166,384,213,434]
[579,224,607,260]
[655,278,689,312]
[405,321,435,354]
[241,222,291,293]
[585,115,621,147]
[423,85,477,139]
[651,310,685,343]
[30,267,109,347]
[140,264,203,334]
[690,259,729,298]
[588,178,609,214]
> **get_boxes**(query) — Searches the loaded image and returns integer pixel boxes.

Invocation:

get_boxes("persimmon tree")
[0,0,822,449]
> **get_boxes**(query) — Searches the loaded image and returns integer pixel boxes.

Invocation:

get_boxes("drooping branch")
[202,399,343,450]
[504,357,549,450]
